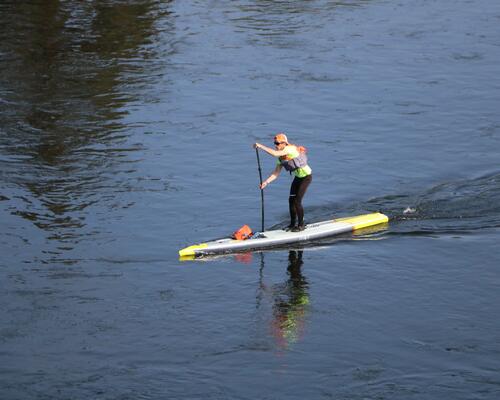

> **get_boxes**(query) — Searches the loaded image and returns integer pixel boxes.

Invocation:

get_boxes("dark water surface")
[1,0,500,399]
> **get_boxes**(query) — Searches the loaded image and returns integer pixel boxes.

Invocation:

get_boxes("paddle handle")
[255,148,265,232]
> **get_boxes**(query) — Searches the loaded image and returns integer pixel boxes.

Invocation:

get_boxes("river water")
[1,0,499,399]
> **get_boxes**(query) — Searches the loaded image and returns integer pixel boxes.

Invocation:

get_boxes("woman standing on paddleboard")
[254,133,312,232]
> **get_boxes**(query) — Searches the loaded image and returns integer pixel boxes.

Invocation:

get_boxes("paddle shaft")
[255,148,265,232]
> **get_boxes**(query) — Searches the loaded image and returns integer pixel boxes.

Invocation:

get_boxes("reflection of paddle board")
[179,212,389,257]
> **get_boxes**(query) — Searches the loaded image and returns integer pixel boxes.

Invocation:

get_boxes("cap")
[274,133,288,144]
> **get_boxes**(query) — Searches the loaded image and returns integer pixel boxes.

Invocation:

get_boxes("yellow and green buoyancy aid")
[278,145,312,178]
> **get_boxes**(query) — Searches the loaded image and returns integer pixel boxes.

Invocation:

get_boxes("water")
[1,0,499,398]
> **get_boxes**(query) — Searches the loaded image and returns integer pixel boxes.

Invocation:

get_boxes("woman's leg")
[289,177,300,227]
[289,175,312,227]
[294,175,312,227]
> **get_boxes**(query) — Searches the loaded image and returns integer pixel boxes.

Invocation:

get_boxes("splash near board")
[179,212,389,258]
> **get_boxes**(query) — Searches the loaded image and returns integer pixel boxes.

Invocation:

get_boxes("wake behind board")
[179,212,388,258]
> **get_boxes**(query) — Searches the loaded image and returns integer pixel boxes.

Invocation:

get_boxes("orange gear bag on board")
[232,225,253,240]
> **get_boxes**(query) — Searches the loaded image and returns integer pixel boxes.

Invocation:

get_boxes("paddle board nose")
[179,243,208,257]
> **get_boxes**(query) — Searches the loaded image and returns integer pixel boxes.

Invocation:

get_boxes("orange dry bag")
[232,225,253,240]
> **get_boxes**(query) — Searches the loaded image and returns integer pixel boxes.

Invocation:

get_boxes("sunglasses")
[274,141,283,145]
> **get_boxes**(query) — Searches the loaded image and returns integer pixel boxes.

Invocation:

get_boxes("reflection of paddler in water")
[270,250,310,349]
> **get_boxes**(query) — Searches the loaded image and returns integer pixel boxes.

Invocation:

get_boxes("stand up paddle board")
[179,212,388,258]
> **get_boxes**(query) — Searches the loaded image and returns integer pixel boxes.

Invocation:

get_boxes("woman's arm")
[260,164,282,189]
[254,142,288,157]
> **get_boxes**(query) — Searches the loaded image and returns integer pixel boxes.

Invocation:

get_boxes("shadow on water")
[0,1,174,248]
[256,251,310,351]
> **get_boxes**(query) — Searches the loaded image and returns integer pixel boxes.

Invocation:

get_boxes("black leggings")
[289,175,312,226]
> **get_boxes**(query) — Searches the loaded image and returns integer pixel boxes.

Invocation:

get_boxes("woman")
[254,133,312,232]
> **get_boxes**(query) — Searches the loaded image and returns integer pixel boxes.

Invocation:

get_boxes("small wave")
[370,172,500,234]
[303,172,500,237]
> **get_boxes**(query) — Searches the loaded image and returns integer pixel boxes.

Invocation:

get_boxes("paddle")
[255,148,265,232]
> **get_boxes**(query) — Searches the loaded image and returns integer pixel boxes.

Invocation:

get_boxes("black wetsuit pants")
[289,174,312,227]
